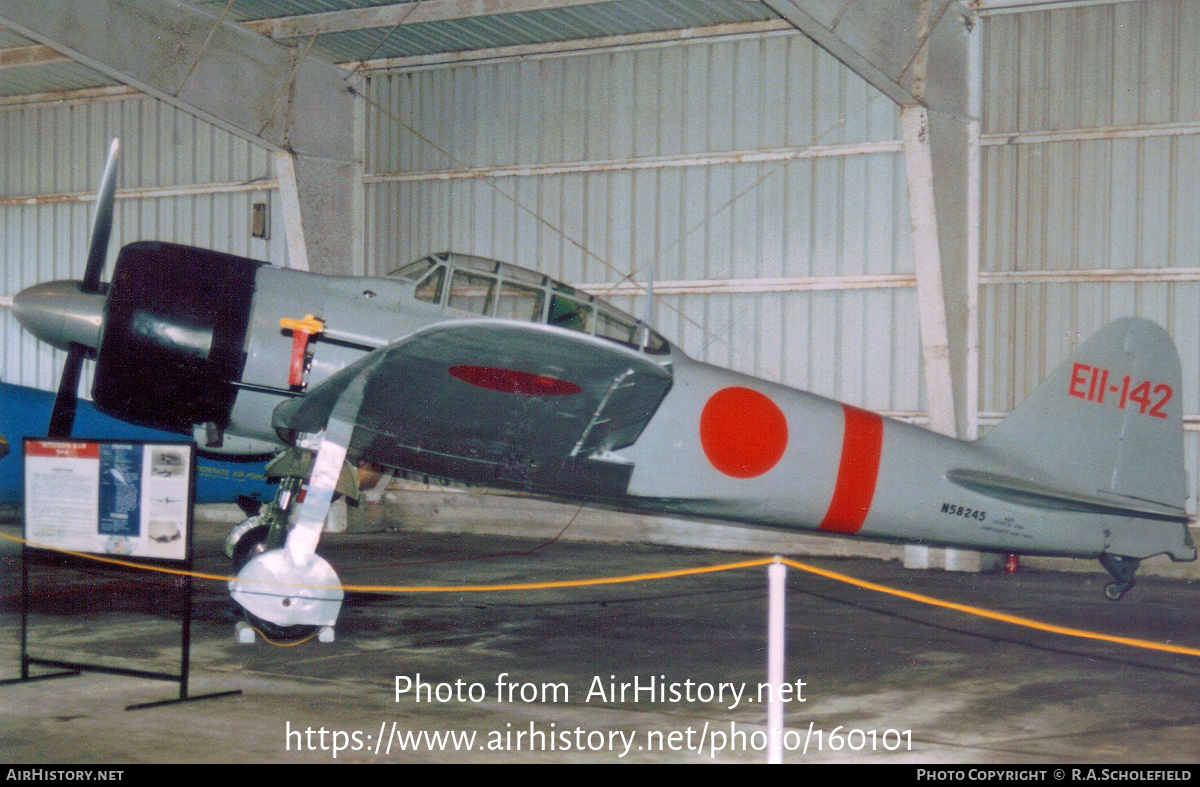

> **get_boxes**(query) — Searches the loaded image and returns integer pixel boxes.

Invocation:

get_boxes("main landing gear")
[227,363,374,644]
[1099,553,1140,601]
[225,442,364,643]
[224,475,327,643]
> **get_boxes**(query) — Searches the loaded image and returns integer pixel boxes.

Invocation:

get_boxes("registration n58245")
[940,503,986,521]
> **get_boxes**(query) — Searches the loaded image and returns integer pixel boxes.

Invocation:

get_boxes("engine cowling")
[91,241,263,434]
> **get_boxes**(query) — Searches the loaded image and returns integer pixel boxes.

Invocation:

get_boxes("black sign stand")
[2,439,241,710]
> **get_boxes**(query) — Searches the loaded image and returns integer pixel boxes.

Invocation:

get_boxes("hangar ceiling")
[0,1,986,107]
[0,0,783,100]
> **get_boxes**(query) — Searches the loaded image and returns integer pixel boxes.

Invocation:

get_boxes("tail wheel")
[1104,582,1131,602]
[1099,553,1140,602]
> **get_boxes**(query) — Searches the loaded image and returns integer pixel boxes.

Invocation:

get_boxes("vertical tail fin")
[978,318,1186,511]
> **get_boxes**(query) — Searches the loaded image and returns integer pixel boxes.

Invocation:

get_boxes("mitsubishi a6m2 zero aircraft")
[10,141,1196,640]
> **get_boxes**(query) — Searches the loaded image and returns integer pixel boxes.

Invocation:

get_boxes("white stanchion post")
[767,558,786,764]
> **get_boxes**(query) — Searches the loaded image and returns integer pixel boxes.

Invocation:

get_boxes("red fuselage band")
[818,405,883,534]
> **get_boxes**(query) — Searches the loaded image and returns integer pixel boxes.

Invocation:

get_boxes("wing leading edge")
[272,320,673,496]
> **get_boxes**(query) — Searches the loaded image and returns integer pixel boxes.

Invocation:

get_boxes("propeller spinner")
[12,138,119,437]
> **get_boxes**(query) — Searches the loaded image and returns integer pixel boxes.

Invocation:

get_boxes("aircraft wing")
[272,320,673,494]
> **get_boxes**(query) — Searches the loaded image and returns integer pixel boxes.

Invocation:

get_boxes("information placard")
[24,439,193,563]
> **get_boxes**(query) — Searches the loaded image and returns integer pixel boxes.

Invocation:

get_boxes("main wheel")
[230,522,270,573]
[242,611,320,645]
[229,523,320,644]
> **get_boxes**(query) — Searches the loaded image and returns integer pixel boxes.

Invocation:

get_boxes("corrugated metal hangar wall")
[979,0,1200,519]
[361,32,922,417]
[0,95,287,394]
[1,0,1198,535]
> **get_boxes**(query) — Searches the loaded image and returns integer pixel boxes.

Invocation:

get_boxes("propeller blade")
[48,342,86,437]
[640,267,654,351]
[81,138,120,294]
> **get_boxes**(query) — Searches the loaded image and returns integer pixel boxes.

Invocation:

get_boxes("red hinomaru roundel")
[699,386,788,478]
[449,365,582,396]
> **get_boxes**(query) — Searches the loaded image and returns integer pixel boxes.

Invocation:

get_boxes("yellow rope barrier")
[777,557,1200,659]
[339,557,776,593]
[0,531,773,591]
[5,530,1200,659]
[0,531,233,582]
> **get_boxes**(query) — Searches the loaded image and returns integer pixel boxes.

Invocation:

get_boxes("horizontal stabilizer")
[946,468,1189,524]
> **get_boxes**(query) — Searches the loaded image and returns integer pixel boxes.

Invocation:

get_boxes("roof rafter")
[0,16,793,74]
[242,0,632,39]
[0,0,354,160]
[759,0,968,115]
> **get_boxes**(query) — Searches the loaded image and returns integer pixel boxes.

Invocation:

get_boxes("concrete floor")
[3,515,1200,764]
